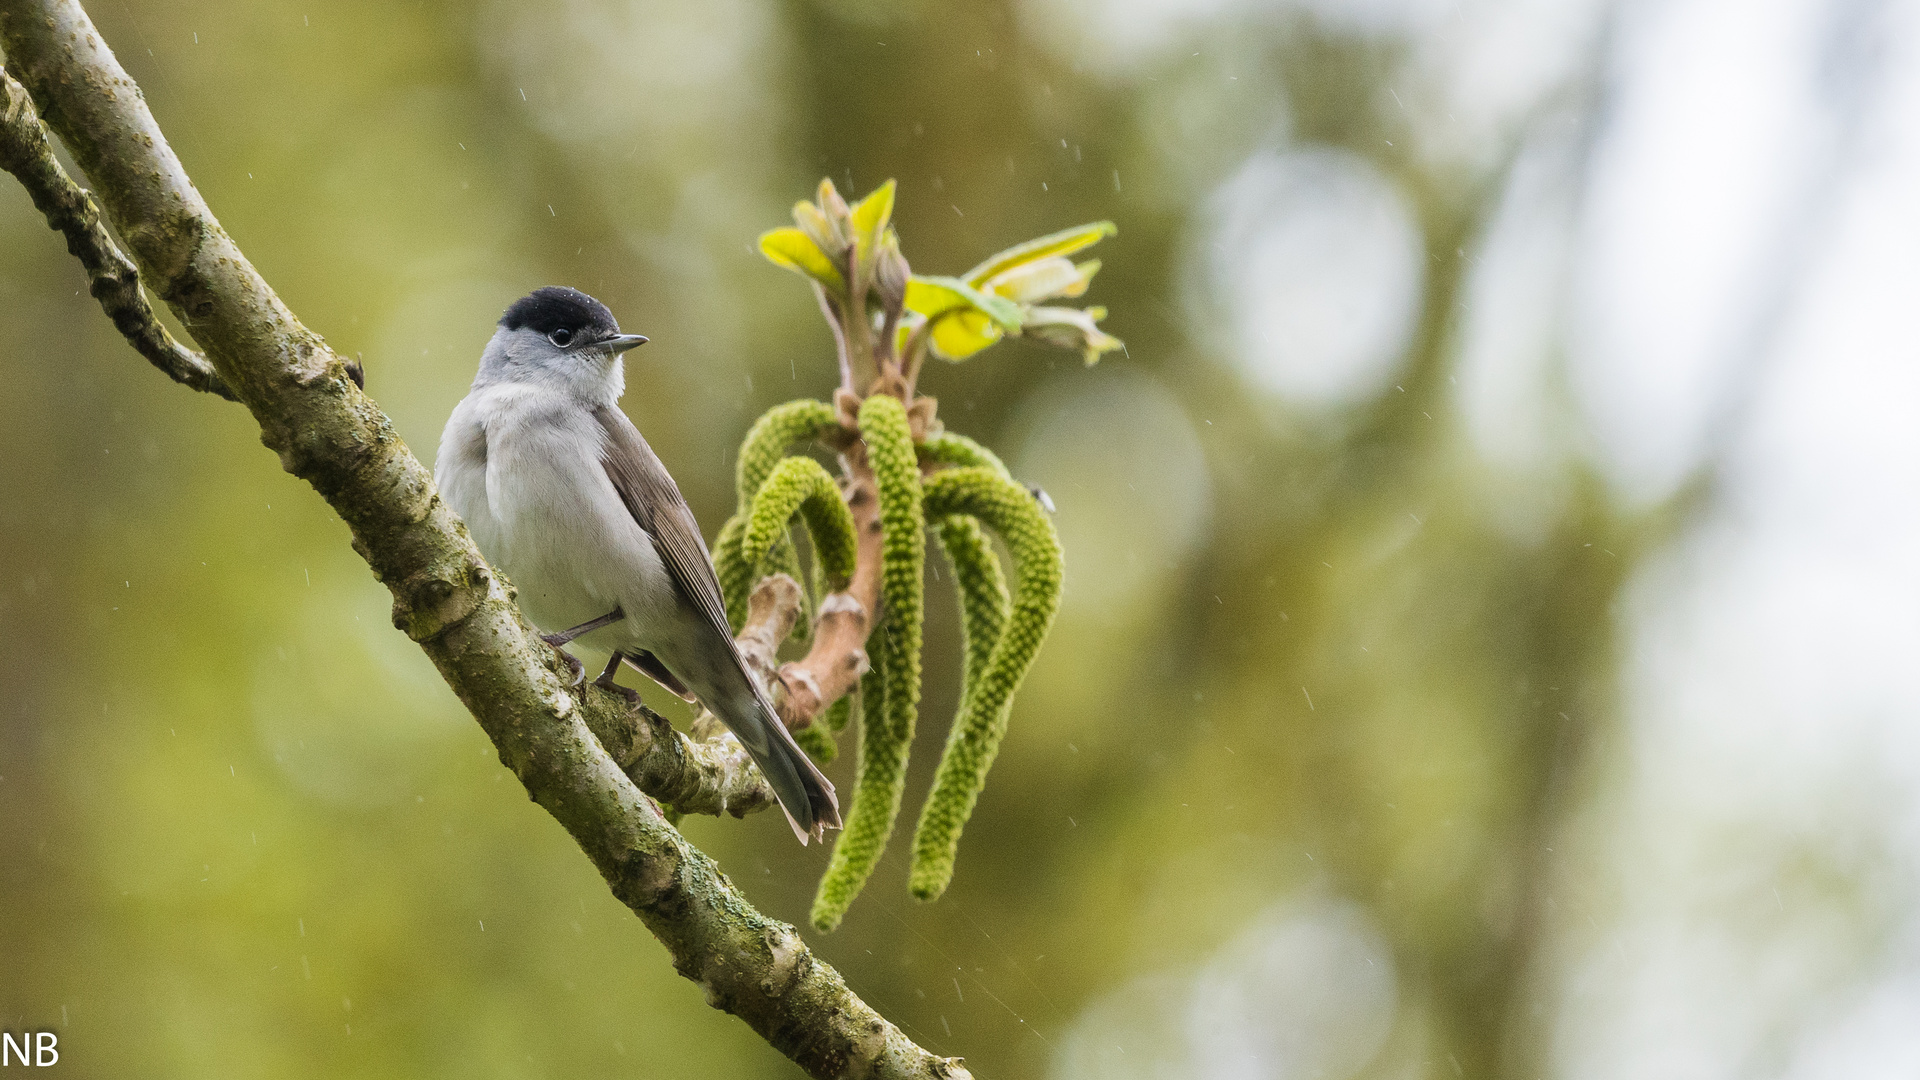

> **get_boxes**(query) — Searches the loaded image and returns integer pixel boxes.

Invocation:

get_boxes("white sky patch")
[1055,893,1397,1080]
[1192,147,1424,411]
[1568,0,1834,504]
[1556,2,1920,1077]
[1397,0,1608,173]
[1454,126,1579,476]
[1009,368,1212,617]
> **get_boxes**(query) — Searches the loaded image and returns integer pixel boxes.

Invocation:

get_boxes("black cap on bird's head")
[501,286,647,353]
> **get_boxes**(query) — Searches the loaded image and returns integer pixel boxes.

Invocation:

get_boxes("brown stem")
[772,441,884,729]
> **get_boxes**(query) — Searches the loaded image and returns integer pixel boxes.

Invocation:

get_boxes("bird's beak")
[605,334,649,354]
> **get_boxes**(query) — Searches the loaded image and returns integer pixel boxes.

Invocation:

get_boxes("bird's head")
[476,286,647,400]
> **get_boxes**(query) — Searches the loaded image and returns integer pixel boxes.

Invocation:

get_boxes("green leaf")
[792,200,841,256]
[904,275,1023,330]
[929,308,1004,362]
[849,179,896,259]
[963,220,1116,289]
[985,256,1097,304]
[759,227,845,294]
[1022,305,1123,365]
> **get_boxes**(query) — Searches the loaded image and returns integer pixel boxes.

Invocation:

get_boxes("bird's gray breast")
[437,384,673,638]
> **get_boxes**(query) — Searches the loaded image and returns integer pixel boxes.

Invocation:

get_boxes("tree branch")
[0,3,968,1075]
[0,64,235,399]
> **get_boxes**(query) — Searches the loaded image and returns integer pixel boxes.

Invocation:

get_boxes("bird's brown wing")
[592,404,734,644]
[592,404,840,841]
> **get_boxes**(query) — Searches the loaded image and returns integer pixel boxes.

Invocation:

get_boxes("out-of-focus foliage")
[6,0,1920,1078]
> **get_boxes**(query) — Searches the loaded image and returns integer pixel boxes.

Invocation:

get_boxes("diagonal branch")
[0,3,967,1076]
[0,64,236,399]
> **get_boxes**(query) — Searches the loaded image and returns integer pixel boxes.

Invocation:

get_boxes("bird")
[435,286,840,843]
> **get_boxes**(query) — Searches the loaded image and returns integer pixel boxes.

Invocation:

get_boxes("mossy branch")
[909,468,1062,902]
[0,4,969,1075]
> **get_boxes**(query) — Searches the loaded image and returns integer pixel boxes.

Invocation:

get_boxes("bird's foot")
[539,636,585,686]
[595,675,643,708]
[593,650,643,708]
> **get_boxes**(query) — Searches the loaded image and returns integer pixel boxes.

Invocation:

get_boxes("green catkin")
[794,720,838,764]
[742,456,857,589]
[811,650,894,932]
[719,399,841,630]
[860,394,926,747]
[933,515,1010,706]
[823,692,853,733]
[714,512,802,633]
[714,513,754,631]
[737,399,839,510]
[809,394,925,931]
[908,467,1062,902]
[918,431,1011,478]
[796,692,854,766]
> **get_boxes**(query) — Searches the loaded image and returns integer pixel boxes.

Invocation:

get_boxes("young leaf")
[963,220,1117,289]
[904,275,1023,330]
[759,227,846,294]
[1022,305,1123,365]
[986,256,1090,304]
[849,179,896,259]
[792,199,842,256]
[928,307,1003,362]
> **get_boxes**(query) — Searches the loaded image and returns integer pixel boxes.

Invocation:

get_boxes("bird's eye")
[549,328,574,348]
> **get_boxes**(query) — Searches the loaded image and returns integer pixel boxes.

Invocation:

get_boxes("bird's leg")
[544,645,585,686]
[622,650,696,701]
[540,607,625,648]
[537,607,624,687]
[593,649,642,707]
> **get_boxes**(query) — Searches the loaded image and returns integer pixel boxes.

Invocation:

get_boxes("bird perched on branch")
[435,286,840,842]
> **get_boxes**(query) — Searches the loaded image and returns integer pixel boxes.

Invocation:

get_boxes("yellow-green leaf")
[850,179,896,258]
[759,227,846,294]
[904,275,1023,330]
[963,221,1117,288]
[1022,305,1122,365]
[792,200,841,255]
[929,307,1003,362]
[985,256,1097,304]
[1061,259,1100,298]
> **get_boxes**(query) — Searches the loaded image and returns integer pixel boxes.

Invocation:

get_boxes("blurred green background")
[7,0,1920,1077]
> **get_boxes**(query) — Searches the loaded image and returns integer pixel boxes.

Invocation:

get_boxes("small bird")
[435,286,840,842]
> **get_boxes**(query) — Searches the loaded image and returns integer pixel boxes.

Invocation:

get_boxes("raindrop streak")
[1302,687,1315,711]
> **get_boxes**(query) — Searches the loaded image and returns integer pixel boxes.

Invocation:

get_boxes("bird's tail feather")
[720,686,841,844]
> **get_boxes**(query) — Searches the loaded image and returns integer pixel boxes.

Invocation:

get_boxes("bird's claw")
[594,672,643,708]
[540,636,585,686]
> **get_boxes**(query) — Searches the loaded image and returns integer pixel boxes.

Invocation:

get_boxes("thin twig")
[0,65,238,399]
